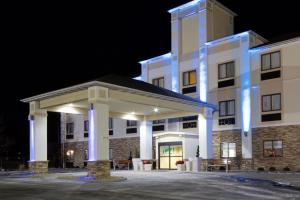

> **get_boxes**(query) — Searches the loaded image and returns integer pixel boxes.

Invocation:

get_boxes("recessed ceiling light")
[130,112,135,115]
[153,108,159,112]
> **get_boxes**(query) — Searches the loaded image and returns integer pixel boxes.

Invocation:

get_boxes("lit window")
[262,94,281,112]
[263,140,283,157]
[152,77,164,88]
[221,143,236,158]
[183,70,196,86]
[261,51,281,71]
[66,150,74,161]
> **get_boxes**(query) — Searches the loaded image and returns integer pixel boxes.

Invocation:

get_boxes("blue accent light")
[205,31,250,46]
[242,88,251,132]
[139,53,171,64]
[168,0,202,13]
[88,108,95,161]
[29,119,35,161]
[133,76,142,81]
[199,48,207,102]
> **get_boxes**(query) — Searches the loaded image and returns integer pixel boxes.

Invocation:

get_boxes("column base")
[87,160,110,179]
[28,161,48,175]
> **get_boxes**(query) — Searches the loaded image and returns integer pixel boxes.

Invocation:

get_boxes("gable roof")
[21,74,216,110]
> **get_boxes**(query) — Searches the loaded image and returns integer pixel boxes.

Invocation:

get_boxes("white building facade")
[60,0,300,171]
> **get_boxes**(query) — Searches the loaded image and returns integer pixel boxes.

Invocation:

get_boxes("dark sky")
[1,0,300,158]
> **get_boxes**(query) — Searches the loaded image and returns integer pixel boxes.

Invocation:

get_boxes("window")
[126,120,137,134]
[152,77,164,88]
[84,120,89,138]
[182,116,197,129]
[219,100,235,117]
[153,119,165,132]
[109,118,113,135]
[221,143,236,158]
[66,123,74,134]
[183,70,196,86]
[261,51,281,71]
[66,123,74,139]
[262,94,281,112]
[263,140,283,157]
[218,61,235,80]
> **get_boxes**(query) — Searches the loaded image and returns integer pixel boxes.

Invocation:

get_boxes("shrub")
[283,167,290,171]
[269,167,276,172]
[257,167,264,171]
[176,160,184,165]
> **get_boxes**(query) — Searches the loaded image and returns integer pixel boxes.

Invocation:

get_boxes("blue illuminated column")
[171,11,181,93]
[198,107,213,159]
[239,33,252,159]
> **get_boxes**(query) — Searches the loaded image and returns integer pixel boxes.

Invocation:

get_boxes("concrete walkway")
[0,170,299,199]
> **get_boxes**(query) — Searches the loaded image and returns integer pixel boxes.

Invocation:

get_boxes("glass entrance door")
[159,142,183,169]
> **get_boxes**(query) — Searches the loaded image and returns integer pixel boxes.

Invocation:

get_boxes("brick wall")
[252,125,300,171]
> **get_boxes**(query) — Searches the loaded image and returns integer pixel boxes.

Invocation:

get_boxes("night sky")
[1,1,300,161]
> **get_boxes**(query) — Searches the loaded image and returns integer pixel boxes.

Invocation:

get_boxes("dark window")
[219,100,235,117]
[261,113,281,122]
[84,133,88,138]
[66,134,74,139]
[262,94,281,112]
[261,51,281,71]
[220,143,236,158]
[182,116,197,129]
[152,77,164,88]
[218,79,235,88]
[84,120,88,132]
[263,140,283,157]
[261,70,281,81]
[182,86,196,94]
[109,130,114,136]
[153,120,165,132]
[183,70,196,86]
[126,120,137,134]
[109,118,113,130]
[218,61,235,80]
[66,123,74,134]
[218,118,235,125]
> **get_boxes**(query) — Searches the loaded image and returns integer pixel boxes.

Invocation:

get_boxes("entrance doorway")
[159,142,183,169]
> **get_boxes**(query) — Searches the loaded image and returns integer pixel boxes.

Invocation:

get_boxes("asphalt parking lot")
[0,170,299,200]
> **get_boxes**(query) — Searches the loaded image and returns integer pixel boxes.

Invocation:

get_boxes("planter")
[132,158,141,171]
[190,157,202,172]
[176,164,186,171]
[144,164,152,171]
[185,161,192,172]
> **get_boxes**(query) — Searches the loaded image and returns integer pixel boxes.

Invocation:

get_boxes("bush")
[269,167,276,172]
[283,167,290,171]
[257,167,264,171]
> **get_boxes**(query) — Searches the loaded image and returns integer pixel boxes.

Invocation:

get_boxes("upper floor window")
[153,119,165,132]
[262,94,281,112]
[84,120,89,138]
[218,61,235,80]
[219,100,235,117]
[66,123,74,134]
[261,51,281,71]
[263,140,283,157]
[152,77,164,88]
[221,142,236,158]
[182,116,197,129]
[183,70,196,86]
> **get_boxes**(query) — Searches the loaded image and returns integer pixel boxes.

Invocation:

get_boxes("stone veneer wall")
[252,125,300,171]
[63,137,156,168]
[213,129,243,170]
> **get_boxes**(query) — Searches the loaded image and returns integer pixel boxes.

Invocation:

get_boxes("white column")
[139,118,153,160]
[29,101,47,162]
[198,108,213,159]
[171,12,181,93]
[141,62,148,82]
[88,86,110,161]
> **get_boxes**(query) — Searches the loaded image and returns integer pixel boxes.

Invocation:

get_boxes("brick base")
[28,161,48,175]
[87,160,110,179]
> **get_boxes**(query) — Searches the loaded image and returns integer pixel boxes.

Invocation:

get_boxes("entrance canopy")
[21,74,216,120]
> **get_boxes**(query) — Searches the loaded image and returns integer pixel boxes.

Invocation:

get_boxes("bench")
[113,160,132,170]
[207,159,230,172]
